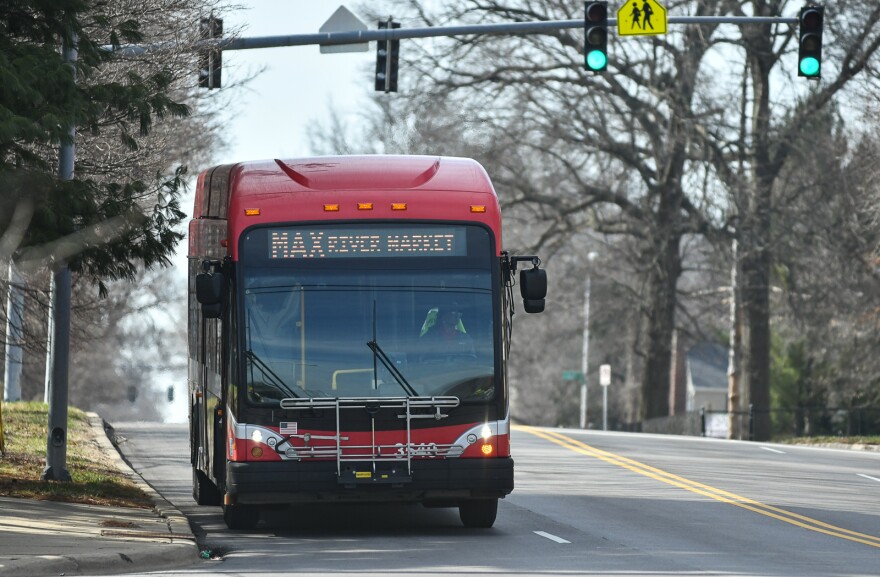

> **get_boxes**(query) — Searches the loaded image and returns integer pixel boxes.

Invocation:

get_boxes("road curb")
[87,413,200,567]
[0,543,198,577]
[793,442,880,452]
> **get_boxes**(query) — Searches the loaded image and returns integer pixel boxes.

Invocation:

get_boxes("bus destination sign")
[269,226,467,259]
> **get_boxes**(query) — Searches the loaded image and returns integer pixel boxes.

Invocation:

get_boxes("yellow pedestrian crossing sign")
[618,0,667,36]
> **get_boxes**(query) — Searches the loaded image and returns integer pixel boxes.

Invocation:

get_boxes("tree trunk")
[742,16,776,442]
[740,236,772,440]
[639,194,683,420]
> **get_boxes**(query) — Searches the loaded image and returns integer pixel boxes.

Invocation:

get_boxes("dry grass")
[0,401,153,508]
[781,435,880,447]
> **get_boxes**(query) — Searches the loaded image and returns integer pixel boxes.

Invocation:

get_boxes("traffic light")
[584,1,608,72]
[375,20,400,92]
[797,5,824,78]
[198,16,223,89]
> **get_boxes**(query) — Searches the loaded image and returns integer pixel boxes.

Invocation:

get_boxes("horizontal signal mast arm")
[111,15,798,56]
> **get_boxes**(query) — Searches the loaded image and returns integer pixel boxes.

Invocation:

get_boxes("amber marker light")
[324,204,340,212]
[244,208,261,216]
[470,205,487,213]
[358,203,374,210]
[251,446,263,458]
[481,444,494,456]
[391,203,407,211]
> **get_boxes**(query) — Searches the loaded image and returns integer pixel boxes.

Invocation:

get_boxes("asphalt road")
[112,422,880,576]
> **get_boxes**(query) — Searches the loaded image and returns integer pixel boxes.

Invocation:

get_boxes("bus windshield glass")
[239,224,496,405]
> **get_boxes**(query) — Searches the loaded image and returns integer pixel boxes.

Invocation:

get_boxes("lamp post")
[580,251,599,429]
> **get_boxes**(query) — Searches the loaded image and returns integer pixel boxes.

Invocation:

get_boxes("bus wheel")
[192,468,222,506]
[459,498,498,528]
[223,503,260,530]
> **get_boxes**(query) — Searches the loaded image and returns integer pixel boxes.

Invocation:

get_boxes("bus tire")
[459,498,498,528]
[192,467,222,506]
[223,503,260,530]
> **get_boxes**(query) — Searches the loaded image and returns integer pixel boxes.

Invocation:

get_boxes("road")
[112,422,880,576]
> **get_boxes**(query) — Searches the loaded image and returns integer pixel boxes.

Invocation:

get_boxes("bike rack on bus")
[277,396,461,484]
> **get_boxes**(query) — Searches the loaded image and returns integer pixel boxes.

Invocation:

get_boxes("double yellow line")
[516,425,880,549]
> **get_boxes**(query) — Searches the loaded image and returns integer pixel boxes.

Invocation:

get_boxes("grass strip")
[0,401,153,508]
[780,435,880,447]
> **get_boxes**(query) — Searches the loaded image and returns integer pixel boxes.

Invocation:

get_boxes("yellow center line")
[515,425,880,549]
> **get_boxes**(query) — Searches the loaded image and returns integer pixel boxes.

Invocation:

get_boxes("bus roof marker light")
[358,203,374,210]
[391,203,407,211]
[244,208,261,216]
[470,205,486,213]
[324,204,340,212]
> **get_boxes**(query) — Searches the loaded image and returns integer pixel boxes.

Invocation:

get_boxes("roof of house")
[688,342,728,390]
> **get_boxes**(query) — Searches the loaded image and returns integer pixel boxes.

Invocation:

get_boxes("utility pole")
[727,238,744,440]
[580,251,599,429]
[580,274,591,429]
[41,30,76,483]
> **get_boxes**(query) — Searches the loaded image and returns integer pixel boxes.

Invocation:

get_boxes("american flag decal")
[280,422,297,435]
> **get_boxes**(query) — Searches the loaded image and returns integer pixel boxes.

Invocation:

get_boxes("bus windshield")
[241,268,494,404]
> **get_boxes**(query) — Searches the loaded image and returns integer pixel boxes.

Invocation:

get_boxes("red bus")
[187,155,546,529]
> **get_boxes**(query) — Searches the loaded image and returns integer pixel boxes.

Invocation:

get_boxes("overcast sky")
[214,1,373,162]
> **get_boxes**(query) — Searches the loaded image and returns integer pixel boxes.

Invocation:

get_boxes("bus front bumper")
[225,457,514,505]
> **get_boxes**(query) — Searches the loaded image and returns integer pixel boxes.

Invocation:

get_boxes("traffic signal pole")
[221,16,798,50]
[115,16,799,58]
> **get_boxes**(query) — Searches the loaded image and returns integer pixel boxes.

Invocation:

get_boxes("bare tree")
[315,1,880,433]
[694,0,880,439]
[349,0,733,421]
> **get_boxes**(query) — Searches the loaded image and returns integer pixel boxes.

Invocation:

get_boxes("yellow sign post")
[617,0,667,36]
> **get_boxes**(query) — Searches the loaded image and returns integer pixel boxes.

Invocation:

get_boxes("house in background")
[686,342,728,413]
[666,339,730,438]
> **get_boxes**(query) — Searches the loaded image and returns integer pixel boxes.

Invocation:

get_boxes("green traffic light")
[586,50,607,71]
[799,56,820,77]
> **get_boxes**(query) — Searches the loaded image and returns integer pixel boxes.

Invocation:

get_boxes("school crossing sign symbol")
[617,0,667,36]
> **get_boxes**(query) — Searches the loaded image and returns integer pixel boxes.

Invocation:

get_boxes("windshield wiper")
[245,350,300,398]
[367,340,418,397]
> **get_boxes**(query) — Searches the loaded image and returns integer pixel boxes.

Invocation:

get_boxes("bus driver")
[418,302,476,359]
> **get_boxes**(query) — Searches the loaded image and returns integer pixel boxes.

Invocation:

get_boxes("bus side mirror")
[520,267,547,313]
[196,272,224,318]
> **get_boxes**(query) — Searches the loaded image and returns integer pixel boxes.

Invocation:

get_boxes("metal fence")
[638,406,880,440]
[709,406,880,439]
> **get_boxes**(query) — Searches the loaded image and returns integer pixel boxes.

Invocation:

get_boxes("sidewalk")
[0,414,199,577]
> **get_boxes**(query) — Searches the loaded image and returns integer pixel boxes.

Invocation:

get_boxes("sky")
[163,2,376,422]
[212,2,373,163]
